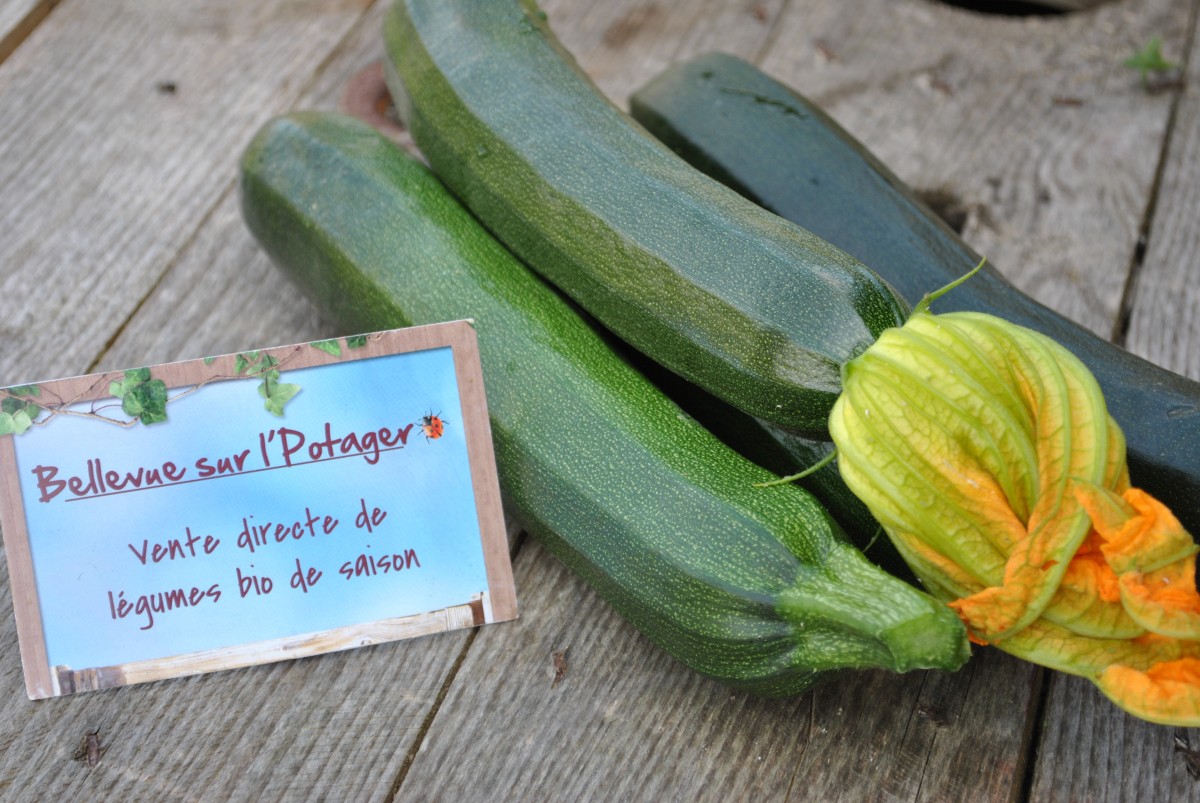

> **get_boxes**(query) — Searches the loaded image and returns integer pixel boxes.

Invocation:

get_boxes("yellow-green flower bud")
[830,305,1200,726]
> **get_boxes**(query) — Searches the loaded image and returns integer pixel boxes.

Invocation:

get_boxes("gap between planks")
[0,0,62,65]
[387,627,481,803]
[385,525,530,800]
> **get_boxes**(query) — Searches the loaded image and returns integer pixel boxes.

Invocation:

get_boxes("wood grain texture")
[1124,9,1200,381]
[0,0,371,386]
[756,0,1187,341]
[1031,673,1200,802]
[397,537,1034,801]
[93,1,392,372]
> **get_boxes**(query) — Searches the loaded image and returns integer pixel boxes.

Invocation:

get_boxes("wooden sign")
[0,321,517,698]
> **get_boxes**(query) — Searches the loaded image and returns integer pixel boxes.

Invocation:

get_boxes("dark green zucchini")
[381,0,909,436]
[239,112,967,694]
[629,52,1200,536]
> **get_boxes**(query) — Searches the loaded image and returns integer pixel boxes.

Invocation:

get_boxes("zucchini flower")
[829,281,1200,726]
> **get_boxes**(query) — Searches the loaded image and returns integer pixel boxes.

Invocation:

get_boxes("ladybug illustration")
[419,411,446,441]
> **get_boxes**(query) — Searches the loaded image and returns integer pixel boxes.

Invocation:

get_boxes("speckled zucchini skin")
[628,51,1200,538]
[380,0,908,436]
[239,112,968,694]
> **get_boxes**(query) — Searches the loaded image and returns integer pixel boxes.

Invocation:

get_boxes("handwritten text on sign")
[0,322,516,699]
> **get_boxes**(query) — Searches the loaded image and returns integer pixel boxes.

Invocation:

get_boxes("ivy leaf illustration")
[346,335,368,349]
[11,409,33,433]
[0,410,33,436]
[1,396,41,430]
[235,351,271,376]
[259,375,301,417]
[113,368,168,425]
[128,381,168,424]
[310,339,342,357]
[5,385,40,397]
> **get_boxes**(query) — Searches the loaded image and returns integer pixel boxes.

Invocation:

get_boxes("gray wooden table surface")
[1,0,1198,800]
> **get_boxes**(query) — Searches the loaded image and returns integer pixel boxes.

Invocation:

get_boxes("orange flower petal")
[1098,658,1200,727]
[998,620,1200,677]
[1040,550,1143,639]
[949,494,1094,641]
[1118,555,1200,640]
[1075,484,1199,575]
[1072,481,1200,638]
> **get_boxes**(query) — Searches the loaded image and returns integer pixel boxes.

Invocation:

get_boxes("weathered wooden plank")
[756,0,1186,340]
[0,0,59,64]
[1124,17,1200,381]
[1031,673,1200,802]
[93,4,388,373]
[0,0,371,386]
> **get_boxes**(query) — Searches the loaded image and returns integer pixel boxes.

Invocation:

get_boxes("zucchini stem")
[755,448,837,487]
[911,257,987,317]
[778,545,969,672]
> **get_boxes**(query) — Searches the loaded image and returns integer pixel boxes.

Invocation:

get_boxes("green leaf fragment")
[5,385,40,397]
[11,409,32,434]
[346,335,368,349]
[125,379,168,424]
[259,378,301,417]
[1,397,41,427]
[310,339,342,357]
[113,368,168,424]
[1125,37,1178,85]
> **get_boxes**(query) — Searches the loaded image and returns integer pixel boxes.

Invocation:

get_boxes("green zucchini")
[622,345,908,579]
[629,52,1200,537]
[239,112,968,694]
[381,0,908,435]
